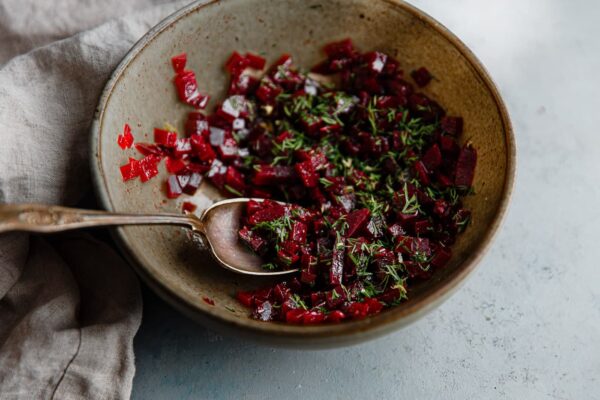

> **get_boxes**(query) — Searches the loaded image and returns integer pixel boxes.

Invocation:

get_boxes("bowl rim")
[90,0,516,346]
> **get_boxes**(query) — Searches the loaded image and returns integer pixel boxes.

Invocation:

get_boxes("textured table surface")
[131,1,600,399]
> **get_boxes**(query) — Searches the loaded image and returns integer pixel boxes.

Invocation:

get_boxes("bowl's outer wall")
[93,0,514,346]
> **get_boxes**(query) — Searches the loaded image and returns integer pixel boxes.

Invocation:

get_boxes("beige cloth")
[0,1,186,398]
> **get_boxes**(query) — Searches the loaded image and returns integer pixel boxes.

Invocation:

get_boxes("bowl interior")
[94,0,513,346]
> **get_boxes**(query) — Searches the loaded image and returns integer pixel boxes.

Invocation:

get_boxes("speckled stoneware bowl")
[91,0,515,347]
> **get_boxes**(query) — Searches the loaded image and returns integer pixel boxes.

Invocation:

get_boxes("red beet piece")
[135,143,164,157]
[174,138,193,158]
[431,245,452,268]
[207,159,227,189]
[248,204,286,225]
[217,95,247,122]
[182,201,197,213]
[363,51,388,74]
[216,137,239,161]
[239,225,268,255]
[120,157,140,181]
[202,297,215,306]
[166,175,182,199]
[182,172,202,195]
[290,221,308,243]
[225,166,246,195]
[326,310,346,323]
[225,51,250,75]
[171,53,187,72]
[323,38,357,60]
[236,291,255,307]
[246,52,266,70]
[252,165,296,186]
[303,310,326,325]
[285,309,307,324]
[413,161,430,185]
[154,128,178,147]
[174,70,210,109]
[440,116,464,136]
[422,144,442,170]
[139,155,160,182]
[345,208,370,238]
[411,67,432,87]
[117,124,134,149]
[192,137,217,162]
[186,112,210,136]
[165,157,186,174]
[294,161,318,188]
[330,237,345,286]
[255,77,282,103]
[454,145,477,187]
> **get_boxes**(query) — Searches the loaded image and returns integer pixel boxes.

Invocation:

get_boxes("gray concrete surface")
[131,1,600,398]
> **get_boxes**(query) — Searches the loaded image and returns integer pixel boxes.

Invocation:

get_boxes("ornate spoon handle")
[0,204,203,234]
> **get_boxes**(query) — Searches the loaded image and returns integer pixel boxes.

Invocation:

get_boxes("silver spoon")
[0,198,297,276]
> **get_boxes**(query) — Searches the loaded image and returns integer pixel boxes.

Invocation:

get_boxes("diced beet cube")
[139,155,160,182]
[363,51,387,74]
[326,310,346,323]
[174,138,192,158]
[433,199,450,217]
[217,95,247,122]
[185,113,210,136]
[192,137,217,162]
[290,221,308,243]
[422,144,442,170]
[134,143,164,157]
[378,288,403,304]
[330,237,345,286]
[404,261,430,279]
[217,137,239,161]
[225,166,246,195]
[165,157,186,174]
[117,124,134,149]
[182,201,197,213]
[154,128,178,147]
[411,67,432,87]
[413,219,432,234]
[455,145,477,187]
[413,161,430,185]
[441,116,464,136]
[300,270,317,285]
[323,38,357,60]
[236,290,254,307]
[303,311,325,325]
[294,161,318,188]
[252,165,296,186]
[364,298,384,315]
[209,126,226,146]
[250,188,272,199]
[229,73,259,95]
[238,226,267,255]
[437,173,453,188]
[166,175,183,199]
[171,53,187,72]
[174,70,210,109]
[346,208,370,238]
[255,77,282,103]
[431,245,452,268]
[248,204,286,225]
[180,172,201,195]
[286,309,307,324]
[120,157,140,181]
[246,200,264,216]
[246,52,266,70]
[346,301,369,320]
[364,214,386,239]
[277,249,299,267]
[225,51,250,75]
[439,135,459,156]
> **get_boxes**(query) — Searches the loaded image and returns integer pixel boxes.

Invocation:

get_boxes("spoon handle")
[0,204,202,234]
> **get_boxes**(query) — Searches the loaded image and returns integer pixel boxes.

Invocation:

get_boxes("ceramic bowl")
[91,0,515,347]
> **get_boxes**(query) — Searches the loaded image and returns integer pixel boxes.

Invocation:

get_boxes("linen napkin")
[0,0,187,398]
